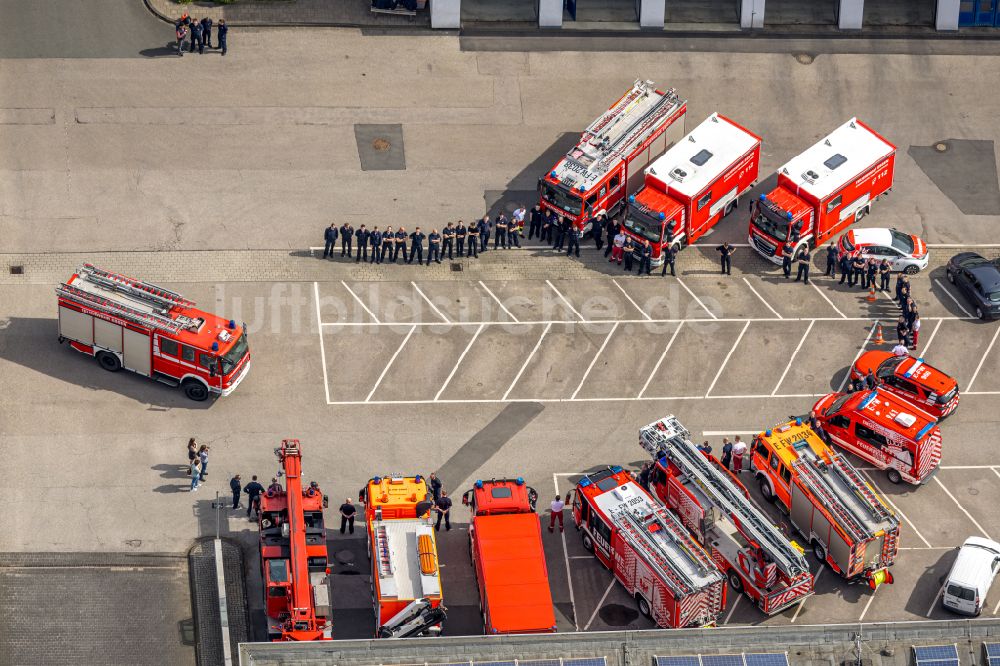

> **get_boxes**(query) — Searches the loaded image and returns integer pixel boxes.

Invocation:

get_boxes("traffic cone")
[867,283,877,302]
[873,322,884,345]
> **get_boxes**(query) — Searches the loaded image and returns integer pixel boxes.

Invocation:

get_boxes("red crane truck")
[570,466,726,628]
[748,118,896,264]
[258,439,332,641]
[622,113,761,264]
[538,79,687,233]
[639,416,814,616]
[56,263,250,401]
[461,478,556,635]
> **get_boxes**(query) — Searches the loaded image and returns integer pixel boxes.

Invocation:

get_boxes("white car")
[941,536,1000,616]
[838,227,929,274]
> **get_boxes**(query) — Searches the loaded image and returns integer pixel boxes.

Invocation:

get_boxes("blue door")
[959,0,999,25]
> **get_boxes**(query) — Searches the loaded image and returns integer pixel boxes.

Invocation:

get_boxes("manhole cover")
[372,138,391,152]
[935,142,948,153]
[9,265,23,275]
[794,53,815,65]
[805,374,814,381]
[969,488,979,496]
[450,263,463,272]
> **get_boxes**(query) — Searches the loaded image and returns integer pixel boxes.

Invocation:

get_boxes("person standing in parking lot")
[216,19,228,56]
[494,213,507,250]
[479,215,491,252]
[731,436,747,473]
[322,223,338,259]
[244,475,265,518]
[467,221,479,258]
[381,226,394,263]
[369,226,382,264]
[879,259,892,291]
[661,244,676,277]
[427,229,441,265]
[716,242,735,275]
[838,251,852,285]
[355,224,369,263]
[782,241,794,279]
[529,205,543,240]
[455,221,466,257]
[230,474,242,509]
[548,494,565,533]
[895,315,909,346]
[910,312,921,349]
[825,243,839,277]
[434,491,452,531]
[794,246,811,284]
[639,239,653,275]
[851,253,865,287]
[340,223,353,257]
[408,226,425,265]
[339,499,357,535]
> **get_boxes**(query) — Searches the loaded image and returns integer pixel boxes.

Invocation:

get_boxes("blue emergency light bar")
[902,359,925,379]
[915,422,936,440]
[858,390,879,410]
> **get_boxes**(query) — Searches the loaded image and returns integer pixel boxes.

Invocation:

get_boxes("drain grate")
[450,263,463,272]
[9,265,23,275]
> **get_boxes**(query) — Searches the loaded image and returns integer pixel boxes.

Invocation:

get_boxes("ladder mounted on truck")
[790,440,897,542]
[641,417,809,579]
[609,496,718,597]
[57,264,202,334]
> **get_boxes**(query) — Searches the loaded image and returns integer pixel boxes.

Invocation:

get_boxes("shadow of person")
[140,43,181,58]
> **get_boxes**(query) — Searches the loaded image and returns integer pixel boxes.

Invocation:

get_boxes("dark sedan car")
[946,252,1000,320]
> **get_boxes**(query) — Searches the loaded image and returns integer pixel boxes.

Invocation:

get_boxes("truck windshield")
[751,204,791,241]
[624,206,664,243]
[541,182,582,216]
[220,331,249,374]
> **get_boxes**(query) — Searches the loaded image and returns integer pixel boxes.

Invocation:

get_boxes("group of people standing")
[174,13,228,56]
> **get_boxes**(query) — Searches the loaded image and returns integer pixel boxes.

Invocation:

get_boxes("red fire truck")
[812,388,942,485]
[361,475,446,638]
[258,440,332,641]
[752,419,900,588]
[748,118,896,263]
[56,264,250,401]
[623,113,761,264]
[639,416,813,616]
[461,478,556,635]
[538,79,687,233]
[570,466,726,628]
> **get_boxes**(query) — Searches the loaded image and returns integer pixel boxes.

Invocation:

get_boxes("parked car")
[946,252,1000,320]
[838,228,928,274]
[942,537,1000,616]
[850,351,959,418]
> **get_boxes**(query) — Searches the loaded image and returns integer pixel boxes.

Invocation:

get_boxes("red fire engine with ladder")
[570,466,726,628]
[752,419,900,588]
[639,416,814,616]
[56,263,250,401]
[539,79,687,233]
[257,439,333,641]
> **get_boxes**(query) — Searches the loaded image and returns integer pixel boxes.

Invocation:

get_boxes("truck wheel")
[636,594,652,619]
[97,351,122,372]
[886,468,903,485]
[724,200,736,216]
[728,570,744,594]
[582,533,594,553]
[856,207,868,222]
[903,264,919,275]
[758,477,775,503]
[182,380,210,402]
[813,541,827,565]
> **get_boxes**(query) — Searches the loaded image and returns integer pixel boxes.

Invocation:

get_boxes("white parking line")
[920,319,944,356]
[967,325,1000,392]
[861,470,932,549]
[926,583,945,617]
[583,578,617,631]
[365,325,416,402]
[434,323,484,401]
[933,476,990,539]
[324,392,831,406]
[722,595,742,625]
[314,283,332,405]
[836,321,878,393]
[411,282,450,324]
[638,322,684,399]
[554,473,579,632]
[546,280,584,321]
[572,322,620,400]
[771,320,815,396]
[340,280,381,324]
[705,321,751,398]
[477,281,519,322]
[934,278,975,319]
[317,314,971,328]
[790,568,821,623]
[678,278,717,320]
[743,277,783,319]
[612,279,652,321]
[810,282,847,319]
[858,587,878,623]
[502,323,552,401]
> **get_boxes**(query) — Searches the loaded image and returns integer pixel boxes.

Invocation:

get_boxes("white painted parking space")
[743,277,783,319]
[934,278,975,318]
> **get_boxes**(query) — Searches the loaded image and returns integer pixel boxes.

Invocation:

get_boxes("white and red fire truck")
[623,113,761,264]
[570,466,726,628]
[752,419,900,588]
[56,264,250,401]
[748,118,896,263]
[812,388,942,485]
[640,416,813,616]
[538,79,687,233]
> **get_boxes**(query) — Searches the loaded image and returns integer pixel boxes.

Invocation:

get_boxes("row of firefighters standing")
[254,410,906,642]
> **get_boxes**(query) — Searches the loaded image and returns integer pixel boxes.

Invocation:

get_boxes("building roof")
[646,113,761,198]
[778,118,895,200]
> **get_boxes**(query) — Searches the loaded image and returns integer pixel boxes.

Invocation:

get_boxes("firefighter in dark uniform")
[467,220,479,258]
[794,246,811,284]
[603,216,617,257]
[825,243,839,277]
[592,214,605,250]
[639,239,653,275]
[541,211,553,244]
[441,222,455,260]
[494,213,507,249]
[529,205,543,240]
[866,258,878,290]
[408,227,425,265]
[340,223,353,257]
[623,236,635,271]
[565,223,580,258]
[661,244,676,277]
[355,224,369,263]
[394,227,408,263]
[381,226,394,263]
[369,227,383,264]
[716,242,735,275]
[507,218,520,248]
[879,259,892,291]
[838,250,852,285]
[427,229,441,265]
[553,216,569,251]
[455,221,466,257]
[782,241,794,278]
[479,215,491,252]
[851,253,866,287]
[323,223,338,259]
